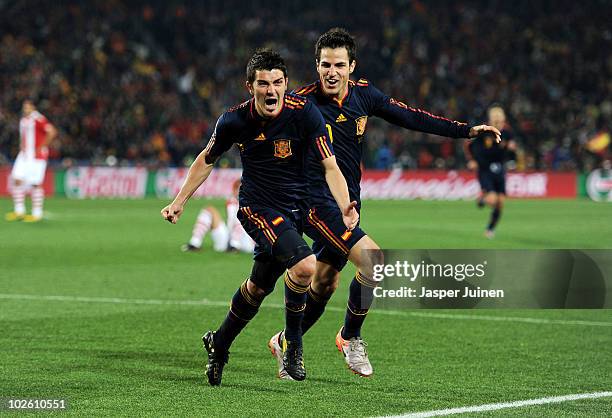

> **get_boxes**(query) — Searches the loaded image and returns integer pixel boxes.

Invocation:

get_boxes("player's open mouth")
[264,98,278,107]
[326,79,339,87]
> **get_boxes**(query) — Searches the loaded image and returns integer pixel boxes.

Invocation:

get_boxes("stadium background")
[1,1,611,416]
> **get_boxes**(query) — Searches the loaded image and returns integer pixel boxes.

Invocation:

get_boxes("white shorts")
[211,224,230,252]
[11,153,47,186]
[230,232,255,254]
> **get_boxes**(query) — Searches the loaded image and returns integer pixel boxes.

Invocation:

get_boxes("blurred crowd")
[0,0,610,171]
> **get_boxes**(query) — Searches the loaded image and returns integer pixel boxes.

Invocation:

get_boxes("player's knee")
[246,279,269,299]
[354,239,384,279]
[248,259,285,297]
[318,274,340,297]
[289,254,316,285]
[485,194,497,207]
[313,267,340,297]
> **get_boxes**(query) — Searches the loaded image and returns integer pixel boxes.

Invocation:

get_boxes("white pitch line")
[391,310,612,327]
[380,391,612,418]
[0,293,611,327]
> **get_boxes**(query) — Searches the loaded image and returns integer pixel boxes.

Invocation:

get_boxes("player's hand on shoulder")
[342,201,359,230]
[161,202,184,224]
[467,160,478,171]
[469,125,502,143]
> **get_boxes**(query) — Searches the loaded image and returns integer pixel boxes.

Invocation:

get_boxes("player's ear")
[246,80,254,95]
[349,60,356,74]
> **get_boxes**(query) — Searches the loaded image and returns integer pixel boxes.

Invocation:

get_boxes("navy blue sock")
[342,272,376,339]
[284,272,309,343]
[215,280,262,351]
[301,285,331,335]
[488,207,502,231]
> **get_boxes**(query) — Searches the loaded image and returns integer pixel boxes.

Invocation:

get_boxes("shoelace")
[348,339,369,363]
[286,343,303,365]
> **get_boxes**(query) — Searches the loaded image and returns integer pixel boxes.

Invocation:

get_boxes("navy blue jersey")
[204,93,334,213]
[466,133,511,175]
[296,79,472,205]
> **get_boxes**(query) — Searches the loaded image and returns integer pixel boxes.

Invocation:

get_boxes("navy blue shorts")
[478,171,506,194]
[237,205,313,268]
[304,204,367,272]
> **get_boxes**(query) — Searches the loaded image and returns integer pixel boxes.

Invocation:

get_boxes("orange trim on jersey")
[295,83,318,95]
[389,98,466,126]
[315,138,328,159]
[317,136,332,158]
[333,82,351,108]
[307,209,350,255]
[251,211,278,242]
[272,216,284,226]
[341,230,352,241]
[242,207,277,243]
[285,98,304,106]
[284,97,306,109]
[249,210,277,243]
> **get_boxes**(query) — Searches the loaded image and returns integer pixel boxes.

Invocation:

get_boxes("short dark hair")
[246,49,287,84]
[315,28,356,63]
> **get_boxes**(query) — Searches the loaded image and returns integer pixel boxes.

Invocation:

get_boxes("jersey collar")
[316,80,352,108]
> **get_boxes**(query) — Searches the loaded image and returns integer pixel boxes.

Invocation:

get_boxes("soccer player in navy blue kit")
[465,105,516,239]
[162,49,358,385]
[268,29,501,378]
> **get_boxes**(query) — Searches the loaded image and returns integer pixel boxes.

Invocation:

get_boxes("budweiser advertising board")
[360,170,576,199]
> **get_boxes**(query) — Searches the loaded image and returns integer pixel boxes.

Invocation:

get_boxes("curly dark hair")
[315,28,356,63]
[246,48,287,84]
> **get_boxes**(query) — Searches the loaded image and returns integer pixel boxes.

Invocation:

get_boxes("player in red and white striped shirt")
[5,100,57,222]
[181,180,255,254]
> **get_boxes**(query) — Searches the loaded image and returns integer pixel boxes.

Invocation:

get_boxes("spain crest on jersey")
[273,139,292,158]
[355,116,368,136]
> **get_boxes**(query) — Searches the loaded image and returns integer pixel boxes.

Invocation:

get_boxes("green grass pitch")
[1,197,611,416]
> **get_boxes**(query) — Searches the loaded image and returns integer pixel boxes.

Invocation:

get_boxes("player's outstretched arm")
[161,150,214,224]
[321,156,359,230]
[367,82,500,142]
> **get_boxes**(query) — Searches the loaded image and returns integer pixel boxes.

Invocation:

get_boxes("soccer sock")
[214,280,262,352]
[342,272,376,339]
[301,285,331,335]
[31,186,44,218]
[189,209,212,248]
[12,183,26,215]
[284,272,309,344]
[487,207,502,231]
